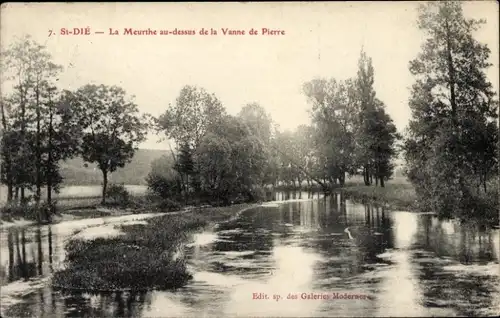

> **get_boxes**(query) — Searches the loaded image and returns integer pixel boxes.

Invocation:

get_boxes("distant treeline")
[1,36,152,217]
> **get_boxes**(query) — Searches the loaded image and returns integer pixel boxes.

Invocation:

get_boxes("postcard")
[1,2,499,317]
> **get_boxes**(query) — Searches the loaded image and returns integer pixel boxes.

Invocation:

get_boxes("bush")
[155,198,182,212]
[247,186,267,202]
[105,183,130,206]
[146,168,181,200]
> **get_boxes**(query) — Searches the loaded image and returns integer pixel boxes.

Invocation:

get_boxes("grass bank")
[339,181,420,212]
[52,203,256,292]
[338,178,499,225]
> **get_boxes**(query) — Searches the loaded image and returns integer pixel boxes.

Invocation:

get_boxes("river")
[1,192,499,317]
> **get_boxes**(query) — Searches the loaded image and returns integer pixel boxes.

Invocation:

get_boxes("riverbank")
[0,205,141,230]
[338,182,420,212]
[338,182,499,224]
[52,203,257,292]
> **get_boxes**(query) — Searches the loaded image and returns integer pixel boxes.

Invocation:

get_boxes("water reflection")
[0,227,54,286]
[1,191,499,317]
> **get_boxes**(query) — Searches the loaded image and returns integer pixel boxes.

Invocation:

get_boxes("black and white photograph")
[0,1,499,317]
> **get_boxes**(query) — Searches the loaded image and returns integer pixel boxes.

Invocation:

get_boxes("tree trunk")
[476,174,481,195]
[375,176,379,187]
[364,166,370,186]
[7,232,14,280]
[101,170,108,204]
[7,184,13,203]
[47,127,53,206]
[330,176,337,185]
[35,85,42,206]
[19,82,27,207]
[46,160,53,222]
[14,187,19,203]
[445,18,458,127]
[184,174,189,205]
[339,172,345,187]
[47,92,54,208]
[444,15,467,193]
[20,187,25,204]
[1,103,14,203]
[380,177,385,188]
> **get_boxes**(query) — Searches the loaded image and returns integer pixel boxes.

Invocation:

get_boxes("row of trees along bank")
[1,36,150,221]
[147,50,400,207]
[148,2,498,221]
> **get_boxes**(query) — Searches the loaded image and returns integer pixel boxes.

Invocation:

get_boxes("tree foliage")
[157,85,225,150]
[403,1,498,217]
[302,52,400,188]
[69,84,149,204]
[0,35,81,219]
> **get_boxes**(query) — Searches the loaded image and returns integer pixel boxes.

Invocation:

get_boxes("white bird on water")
[344,227,354,240]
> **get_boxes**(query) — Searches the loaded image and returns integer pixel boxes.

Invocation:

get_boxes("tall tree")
[195,114,267,203]
[71,84,149,204]
[355,50,377,185]
[1,35,38,203]
[42,88,83,206]
[294,125,316,188]
[0,97,15,202]
[28,45,63,204]
[174,141,195,203]
[404,1,498,216]
[304,78,358,186]
[238,103,273,145]
[158,85,226,195]
[158,85,225,151]
[1,36,76,221]
[365,101,400,187]
[238,103,275,187]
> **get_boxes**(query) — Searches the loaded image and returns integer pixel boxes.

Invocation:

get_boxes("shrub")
[247,186,267,202]
[155,198,182,212]
[105,183,130,206]
[146,171,182,198]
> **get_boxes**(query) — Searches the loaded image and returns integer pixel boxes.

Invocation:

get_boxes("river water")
[1,192,499,317]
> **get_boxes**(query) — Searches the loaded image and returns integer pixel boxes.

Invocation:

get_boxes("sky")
[1,1,499,150]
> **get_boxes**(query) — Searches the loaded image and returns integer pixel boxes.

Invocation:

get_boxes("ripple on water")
[193,271,247,288]
[72,224,123,241]
[215,250,256,258]
[442,262,500,277]
[260,202,282,208]
[186,232,218,247]
[0,277,51,313]
[217,228,244,235]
